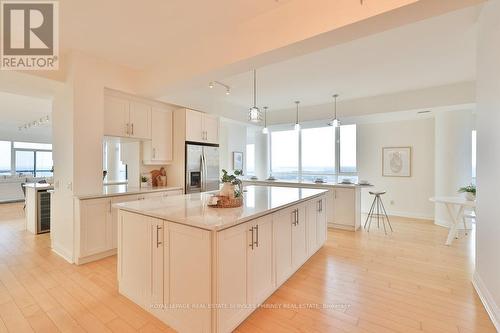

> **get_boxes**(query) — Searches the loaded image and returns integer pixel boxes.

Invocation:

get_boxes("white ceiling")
[60,0,291,70]
[161,5,480,117]
[0,92,52,143]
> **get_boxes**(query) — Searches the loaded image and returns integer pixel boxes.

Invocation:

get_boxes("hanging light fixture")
[248,69,262,122]
[262,106,269,134]
[294,101,301,131]
[328,94,341,127]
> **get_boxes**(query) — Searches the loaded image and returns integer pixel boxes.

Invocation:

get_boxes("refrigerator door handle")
[202,151,208,192]
[200,153,205,192]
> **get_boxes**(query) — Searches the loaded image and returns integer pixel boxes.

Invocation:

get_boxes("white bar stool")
[364,191,393,234]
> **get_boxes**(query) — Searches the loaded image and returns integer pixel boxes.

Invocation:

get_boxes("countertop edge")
[242,180,372,189]
[77,186,183,200]
[115,189,328,232]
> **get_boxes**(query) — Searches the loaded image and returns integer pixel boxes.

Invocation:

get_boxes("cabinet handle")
[126,123,130,135]
[152,148,156,159]
[249,227,254,249]
[254,225,259,248]
[131,123,134,136]
[156,225,162,248]
[296,209,299,225]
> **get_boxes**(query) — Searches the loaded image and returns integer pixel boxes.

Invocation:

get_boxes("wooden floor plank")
[0,202,496,333]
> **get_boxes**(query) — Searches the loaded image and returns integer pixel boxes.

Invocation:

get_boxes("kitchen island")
[115,185,328,333]
[244,179,372,231]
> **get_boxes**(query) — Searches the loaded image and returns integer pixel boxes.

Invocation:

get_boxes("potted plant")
[140,176,149,188]
[220,169,243,199]
[458,184,476,201]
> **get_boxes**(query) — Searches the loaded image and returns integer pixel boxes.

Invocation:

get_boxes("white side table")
[430,196,476,245]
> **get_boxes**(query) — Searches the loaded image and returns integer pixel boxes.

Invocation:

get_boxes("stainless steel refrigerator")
[185,143,220,193]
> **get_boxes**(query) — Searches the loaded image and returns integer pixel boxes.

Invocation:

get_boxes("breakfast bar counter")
[115,185,328,332]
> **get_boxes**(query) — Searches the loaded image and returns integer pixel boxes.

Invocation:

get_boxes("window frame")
[268,121,357,181]
[13,143,53,177]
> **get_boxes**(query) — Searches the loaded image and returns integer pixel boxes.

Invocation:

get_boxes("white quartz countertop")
[243,179,372,189]
[77,185,183,200]
[23,183,54,190]
[114,185,328,231]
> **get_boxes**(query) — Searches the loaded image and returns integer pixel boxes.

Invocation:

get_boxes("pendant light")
[262,106,269,134]
[248,69,262,122]
[294,101,301,131]
[328,94,341,127]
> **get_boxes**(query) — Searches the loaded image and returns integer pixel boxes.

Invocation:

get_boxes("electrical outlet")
[390,200,395,205]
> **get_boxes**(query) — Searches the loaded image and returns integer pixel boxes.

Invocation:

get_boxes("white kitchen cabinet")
[216,215,274,333]
[111,194,139,249]
[274,206,294,286]
[148,218,165,307]
[185,109,219,144]
[292,203,308,268]
[129,101,152,139]
[119,213,211,332]
[332,188,361,230]
[247,215,274,305]
[185,109,204,142]
[103,95,151,140]
[306,197,327,256]
[104,95,129,137]
[143,108,173,164]
[316,196,327,248]
[79,197,112,258]
[164,222,211,332]
[77,190,182,264]
[203,113,219,144]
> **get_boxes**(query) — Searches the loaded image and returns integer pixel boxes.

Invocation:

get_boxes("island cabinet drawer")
[216,214,274,333]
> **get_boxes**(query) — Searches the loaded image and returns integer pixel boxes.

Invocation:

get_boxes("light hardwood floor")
[0,202,495,333]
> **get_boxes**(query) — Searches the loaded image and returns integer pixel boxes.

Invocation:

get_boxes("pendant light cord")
[253,69,257,107]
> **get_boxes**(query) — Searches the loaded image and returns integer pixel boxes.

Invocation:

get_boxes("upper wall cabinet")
[104,95,151,140]
[143,107,173,165]
[185,109,219,144]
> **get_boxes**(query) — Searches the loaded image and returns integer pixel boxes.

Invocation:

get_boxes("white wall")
[434,109,474,227]
[474,0,500,330]
[219,119,248,175]
[357,118,435,220]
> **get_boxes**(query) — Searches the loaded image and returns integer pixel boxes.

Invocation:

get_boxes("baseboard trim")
[51,244,74,264]
[328,223,358,231]
[434,219,473,230]
[473,271,500,332]
[76,248,117,265]
[361,210,433,221]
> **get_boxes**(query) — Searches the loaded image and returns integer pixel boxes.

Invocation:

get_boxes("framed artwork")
[382,147,412,177]
[233,151,243,171]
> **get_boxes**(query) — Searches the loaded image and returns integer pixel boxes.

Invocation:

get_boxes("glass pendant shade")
[249,106,261,122]
[294,123,301,131]
[262,127,269,134]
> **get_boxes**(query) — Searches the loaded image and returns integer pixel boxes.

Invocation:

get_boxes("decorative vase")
[465,192,475,201]
[220,182,235,199]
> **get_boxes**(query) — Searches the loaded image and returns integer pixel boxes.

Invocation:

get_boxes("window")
[269,124,357,182]
[246,144,255,176]
[270,129,299,180]
[301,127,335,182]
[13,142,52,150]
[340,124,357,173]
[0,141,11,175]
[472,130,477,182]
[15,151,35,175]
[35,151,53,177]
[0,141,53,178]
